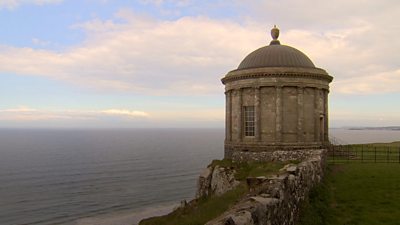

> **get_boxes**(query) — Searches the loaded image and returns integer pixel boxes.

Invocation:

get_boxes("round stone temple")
[221,27,333,159]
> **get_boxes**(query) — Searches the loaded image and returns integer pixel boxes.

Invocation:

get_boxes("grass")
[139,183,247,225]
[139,160,287,225]
[298,163,400,225]
[368,141,400,147]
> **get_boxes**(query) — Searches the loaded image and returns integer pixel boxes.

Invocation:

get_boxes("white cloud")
[0,2,399,96]
[0,106,224,122]
[244,0,400,95]
[0,0,62,9]
[1,106,38,112]
[330,108,400,127]
[32,38,51,47]
[333,69,400,94]
[0,107,150,121]
[139,0,191,7]
[101,109,150,118]
[0,14,265,95]
[0,106,224,128]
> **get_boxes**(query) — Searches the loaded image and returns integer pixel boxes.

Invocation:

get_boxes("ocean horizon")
[0,127,399,225]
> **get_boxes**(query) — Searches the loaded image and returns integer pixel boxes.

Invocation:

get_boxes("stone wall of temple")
[223,68,332,158]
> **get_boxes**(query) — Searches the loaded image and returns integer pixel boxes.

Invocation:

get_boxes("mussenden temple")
[222,25,333,161]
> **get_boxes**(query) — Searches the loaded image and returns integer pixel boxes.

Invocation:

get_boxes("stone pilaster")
[297,86,304,143]
[314,88,320,142]
[238,88,243,141]
[324,89,329,143]
[275,86,282,143]
[225,90,232,142]
[255,87,261,141]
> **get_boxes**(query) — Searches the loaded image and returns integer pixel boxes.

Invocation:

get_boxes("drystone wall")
[231,149,324,163]
[198,149,327,225]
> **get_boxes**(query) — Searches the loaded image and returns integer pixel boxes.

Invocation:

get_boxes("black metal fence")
[328,145,400,163]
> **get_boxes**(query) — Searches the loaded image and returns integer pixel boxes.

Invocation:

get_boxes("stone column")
[297,86,304,143]
[275,86,282,143]
[255,87,261,141]
[225,90,232,142]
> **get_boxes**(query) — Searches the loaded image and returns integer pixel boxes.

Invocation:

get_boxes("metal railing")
[328,144,400,163]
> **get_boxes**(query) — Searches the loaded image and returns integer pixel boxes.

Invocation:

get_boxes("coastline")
[75,203,178,225]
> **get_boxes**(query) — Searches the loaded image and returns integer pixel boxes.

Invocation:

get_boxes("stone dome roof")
[237,26,315,70]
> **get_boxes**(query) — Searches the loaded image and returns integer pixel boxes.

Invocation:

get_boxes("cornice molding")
[221,67,333,84]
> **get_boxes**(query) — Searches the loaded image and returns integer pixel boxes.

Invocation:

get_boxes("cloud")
[0,106,38,112]
[139,0,191,7]
[0,2,399,96]
[332,69,400,94]
[101,109,150,118]
[0,107,150,121]
[0,106,224,128]
[330,108,400,127]
[0,14,265,95]
[32,38,51,47]
[243,0,400,95]
[0,0,62,9]
[0,106,223,122]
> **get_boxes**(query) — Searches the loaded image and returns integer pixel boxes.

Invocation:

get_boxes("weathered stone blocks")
[200,149,326,225]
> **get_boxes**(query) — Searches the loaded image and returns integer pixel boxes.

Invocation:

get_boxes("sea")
[0,128,399,225]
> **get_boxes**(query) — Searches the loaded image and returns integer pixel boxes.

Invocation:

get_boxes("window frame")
[243,106,255,137]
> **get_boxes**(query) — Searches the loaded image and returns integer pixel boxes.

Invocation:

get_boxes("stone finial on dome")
[270,25,280,45]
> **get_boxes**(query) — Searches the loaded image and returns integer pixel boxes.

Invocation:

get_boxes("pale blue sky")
[1,0,399,128]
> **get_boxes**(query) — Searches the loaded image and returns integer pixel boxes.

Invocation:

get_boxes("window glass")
[244,106,255,137]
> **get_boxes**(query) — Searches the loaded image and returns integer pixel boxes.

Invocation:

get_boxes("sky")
[0,0,399,128]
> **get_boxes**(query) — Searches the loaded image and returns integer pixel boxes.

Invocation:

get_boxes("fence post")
[398,147,400,163]
[387,146,389,163]
[347,145,349,162]
[374,147,377,163]
[361,145,363,163]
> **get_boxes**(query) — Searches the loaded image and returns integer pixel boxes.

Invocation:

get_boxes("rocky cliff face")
[196,165,240,198]
[197,149,327,225]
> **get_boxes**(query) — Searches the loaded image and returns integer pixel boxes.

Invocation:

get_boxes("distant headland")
[346,126,400,131]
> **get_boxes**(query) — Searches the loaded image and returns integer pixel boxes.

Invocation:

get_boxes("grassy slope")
[369,141,400,147]
[140,184,247,225]
[139,160,285,225]
[299,163,400,225]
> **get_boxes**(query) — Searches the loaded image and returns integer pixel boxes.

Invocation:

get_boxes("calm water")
[330,128,400,144]
[0,128,399,225]
[0,129,223,225]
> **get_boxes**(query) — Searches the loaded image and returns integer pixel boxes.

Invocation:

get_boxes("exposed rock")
[286,166,298,175]
[206,211,254,225]
[246,176,267,191]
[179,200,187,209]
[206,149,327,225]
[211,165,240,196]
[197,165,240,198]
[196,167,213,198]
[228,211,254,225]
[250,196,279,206]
